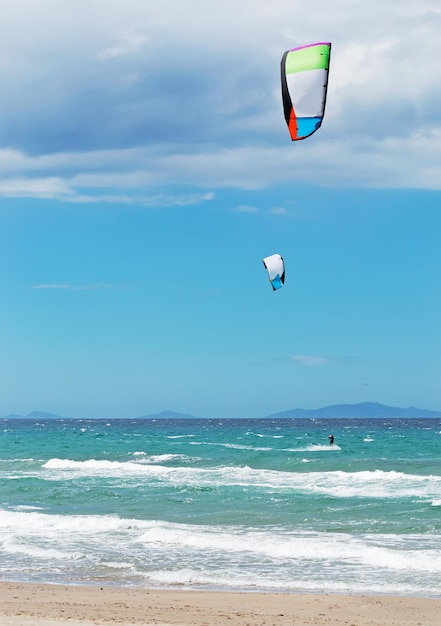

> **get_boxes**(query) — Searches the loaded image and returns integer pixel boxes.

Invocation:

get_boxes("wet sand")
[1,582,440,625]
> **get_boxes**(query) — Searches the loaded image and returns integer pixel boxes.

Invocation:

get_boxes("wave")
[246,432,284,439]
[189,441,273,452]
[287,444,341,452]
[188,441,273,451]
[39,459,441,499]
[1,509,440,595]
[131,453,196,464]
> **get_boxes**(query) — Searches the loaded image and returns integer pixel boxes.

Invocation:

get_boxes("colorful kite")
[262,254,285,291]
[281,42,331,141]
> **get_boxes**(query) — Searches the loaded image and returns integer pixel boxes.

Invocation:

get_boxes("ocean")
[1,417,440,597]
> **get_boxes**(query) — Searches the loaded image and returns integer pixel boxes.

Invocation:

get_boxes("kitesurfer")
[328,434,334,446]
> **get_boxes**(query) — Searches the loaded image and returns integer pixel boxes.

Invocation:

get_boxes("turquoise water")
[1,417,441,596]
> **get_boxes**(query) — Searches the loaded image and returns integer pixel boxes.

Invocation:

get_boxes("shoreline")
[1,582,441,626]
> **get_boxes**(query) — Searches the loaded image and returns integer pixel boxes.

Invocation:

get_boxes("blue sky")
[1,0,441,418]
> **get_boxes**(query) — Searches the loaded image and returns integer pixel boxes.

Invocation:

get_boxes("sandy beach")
[0,583,440,626]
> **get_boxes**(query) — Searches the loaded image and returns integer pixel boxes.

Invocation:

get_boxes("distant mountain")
[3,411,65,420]
[3,403,441,421]
[2,409,198,420]
[265,402,441,419]
[137,410,199,420]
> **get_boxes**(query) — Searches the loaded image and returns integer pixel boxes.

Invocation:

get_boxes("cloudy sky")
[1,0,440,418]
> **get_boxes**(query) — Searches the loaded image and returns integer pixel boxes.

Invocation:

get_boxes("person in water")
[328,434,334,445]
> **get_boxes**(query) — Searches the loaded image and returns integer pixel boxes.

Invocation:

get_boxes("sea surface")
[1,417,441,597]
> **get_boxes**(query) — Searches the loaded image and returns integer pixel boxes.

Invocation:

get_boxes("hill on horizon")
[3,411,66,420]
[2,409,199,420]
[265,401,441,419]
[3,403,441,420]
[137,410,199,420]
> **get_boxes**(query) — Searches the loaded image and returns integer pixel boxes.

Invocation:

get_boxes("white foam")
[189,441,272,451]
[134,454,195,464]
[247,432,284,439]
[3,539,74,561]
[39,459,441,499]
[13,505,44,511]
[288,444,342,452]
[136,522,441,573]
[1,509,441,595]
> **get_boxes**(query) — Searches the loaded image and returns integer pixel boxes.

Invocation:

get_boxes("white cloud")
[0,1,440,196]
[231,204,294,216]
[2,128,441,204]
[0,176,70,198]
[140,192,214,207]
[0,170,215,206]
[0,175,132,203]
[98,32,149,59]
[291,355,332,366]
[32,283,119,290]
[268,207,288,216]
[231,205,259,213]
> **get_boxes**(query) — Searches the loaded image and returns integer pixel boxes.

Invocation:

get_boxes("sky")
[1,0,441,419]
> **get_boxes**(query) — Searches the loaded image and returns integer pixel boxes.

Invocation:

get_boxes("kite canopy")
[262,254,285,291]
[281,42,331,141]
